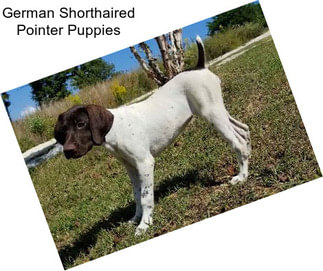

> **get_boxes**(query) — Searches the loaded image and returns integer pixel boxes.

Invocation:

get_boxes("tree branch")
[130,46,163,86]
[155,34,174,79]
[139,42,167,85]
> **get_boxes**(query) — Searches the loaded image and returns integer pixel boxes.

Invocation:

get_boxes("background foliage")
[30,59,115,106]
[71,59,115,90]
[207,3,267,35]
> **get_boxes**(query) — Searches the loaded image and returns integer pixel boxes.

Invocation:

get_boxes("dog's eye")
[76,121,86,129]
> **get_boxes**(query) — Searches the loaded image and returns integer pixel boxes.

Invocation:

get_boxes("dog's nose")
[63,143,77,159]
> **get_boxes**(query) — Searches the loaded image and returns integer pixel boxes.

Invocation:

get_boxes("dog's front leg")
[124,163,142,223]
[134,156,155,235]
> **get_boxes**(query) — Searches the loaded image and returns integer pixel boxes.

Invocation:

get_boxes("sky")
[5,16,213,121]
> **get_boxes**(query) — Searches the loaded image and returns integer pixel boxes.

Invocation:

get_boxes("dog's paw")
[135,223,149,236]
[229,175,247,185]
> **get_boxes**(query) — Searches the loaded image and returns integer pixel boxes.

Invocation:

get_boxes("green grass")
[184,22,266,69]
[30,37,321,269]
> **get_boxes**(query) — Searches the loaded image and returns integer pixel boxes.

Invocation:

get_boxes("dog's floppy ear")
[86,105,114,145]
[54,113,66,144]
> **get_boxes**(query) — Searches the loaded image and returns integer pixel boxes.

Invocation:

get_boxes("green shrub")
[65,94,82,105]
[136,70,156,92]
[184,38,199,69]
[43,117,57,139]
[115,70,156,104]
[28,116,46,135]
[235,22,264,41]
[110,80,127,104]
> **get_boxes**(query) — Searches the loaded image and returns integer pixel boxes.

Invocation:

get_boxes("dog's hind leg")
[227,112,251,157]
[216,113,250,184]
[197,106,250,184]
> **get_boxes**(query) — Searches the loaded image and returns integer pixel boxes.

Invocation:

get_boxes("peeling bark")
[130,45,163,86]
[155,34,174,79]
[139,42,167,85]
[130,29,184,86]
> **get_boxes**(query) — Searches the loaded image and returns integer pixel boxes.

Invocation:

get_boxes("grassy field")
[30,37,321,269]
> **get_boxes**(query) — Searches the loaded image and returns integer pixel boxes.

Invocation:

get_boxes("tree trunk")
[130,29,184,86]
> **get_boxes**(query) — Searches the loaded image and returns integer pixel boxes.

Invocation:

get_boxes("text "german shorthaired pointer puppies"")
[54,36,251,235]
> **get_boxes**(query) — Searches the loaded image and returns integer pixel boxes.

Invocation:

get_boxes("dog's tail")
[195,35,206,69]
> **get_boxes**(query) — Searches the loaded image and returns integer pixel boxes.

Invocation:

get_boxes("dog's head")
[54,105,114,159]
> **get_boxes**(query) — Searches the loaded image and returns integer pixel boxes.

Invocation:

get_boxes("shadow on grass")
[58,203,135,268]
[58,168,221,268]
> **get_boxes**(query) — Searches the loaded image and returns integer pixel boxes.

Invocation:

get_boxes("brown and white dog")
[54,36,251,235]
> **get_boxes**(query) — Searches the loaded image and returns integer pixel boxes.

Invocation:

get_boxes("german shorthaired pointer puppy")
[54,36,251,235]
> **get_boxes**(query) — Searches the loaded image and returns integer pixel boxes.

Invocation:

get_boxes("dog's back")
[108,37,221,156]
